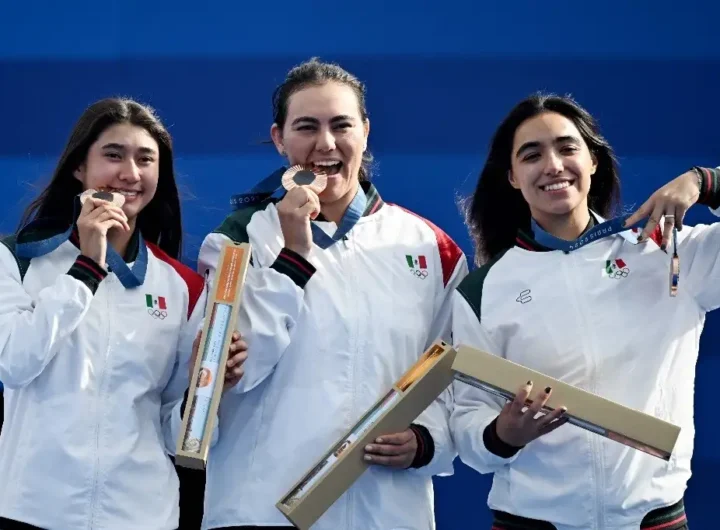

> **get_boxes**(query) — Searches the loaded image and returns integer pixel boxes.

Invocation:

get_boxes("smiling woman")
[0,97,248,530]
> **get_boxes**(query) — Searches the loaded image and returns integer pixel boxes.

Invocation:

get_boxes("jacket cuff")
[270,248,316,288]
[409,423,435,468]
[67,255,107,294]
[694,166,720,210]
[483,417,523,458]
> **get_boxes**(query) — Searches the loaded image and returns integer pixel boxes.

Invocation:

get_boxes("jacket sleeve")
[449,290,522,474]
[198,231,315,394]
[0,245,105,389]
[161,286,217,455]
[408,250,469,477]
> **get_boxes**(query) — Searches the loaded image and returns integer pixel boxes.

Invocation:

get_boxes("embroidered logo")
[146,294,168,319]
[605,258,630,279]
[406,254,428,279]
[516,289,532,304]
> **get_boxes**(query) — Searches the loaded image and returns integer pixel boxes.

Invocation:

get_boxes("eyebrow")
[290,115,356,127]
[101,142,157,155]
[515,135,581,158]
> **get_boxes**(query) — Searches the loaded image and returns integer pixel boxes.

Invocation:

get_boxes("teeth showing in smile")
[111,189,139,198]
[314,161,341,167]
[542,181,571,192]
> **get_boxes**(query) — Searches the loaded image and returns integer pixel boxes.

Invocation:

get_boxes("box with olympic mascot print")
[175,242,252,469]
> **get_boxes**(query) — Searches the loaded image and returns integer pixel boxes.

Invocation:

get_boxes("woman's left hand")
[625,170,701,249]
[363,429,418,469]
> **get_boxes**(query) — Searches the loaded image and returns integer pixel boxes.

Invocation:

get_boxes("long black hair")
[18,97,183,259]
[464,92,622,264]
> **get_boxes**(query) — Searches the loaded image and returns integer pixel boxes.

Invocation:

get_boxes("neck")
[320,180,360,224]
[107,217,136,259]
[532,206,591,242]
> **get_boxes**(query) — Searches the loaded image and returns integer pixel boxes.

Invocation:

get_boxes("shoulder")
[386,203,464,287]
[214,200,279,244]
[456,249,510,323]
[146,242,204,319]
[0,234,29,280]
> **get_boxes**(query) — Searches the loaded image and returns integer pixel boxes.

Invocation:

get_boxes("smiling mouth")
[313,161,343,176]
[540,180,574,192]
[101,188,142,201]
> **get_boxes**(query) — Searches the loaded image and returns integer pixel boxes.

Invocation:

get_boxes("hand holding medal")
[624,170,702,297]
[276,165,328,259]
[76,188,131,267]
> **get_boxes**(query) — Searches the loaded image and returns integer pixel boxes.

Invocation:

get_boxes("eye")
[105,152,121,160]
[333,122,352,130]
[522,152,540,162]
[296,125,316,131]
[561,145,579,154]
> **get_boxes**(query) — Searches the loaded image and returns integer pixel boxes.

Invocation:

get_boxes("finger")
[224,365,244,380]
[374,430,414,445]
[537,404,567,429]
[365,441,414,457]
[226,351,248,369]
[675,205,687,232]
[639,203,665,242]
[510,381,533,415]
[661,215,675,251]
[537,415,570,436]
[232,331,240,342]
[528,386,552,416]
[363,453,412,468]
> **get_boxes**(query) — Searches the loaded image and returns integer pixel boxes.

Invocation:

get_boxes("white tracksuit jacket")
[168,182,468,529]
[0,227,206,530]
[450,205,720,530]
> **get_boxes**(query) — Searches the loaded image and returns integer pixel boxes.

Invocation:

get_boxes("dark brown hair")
[464,92,622,264]
[272,57,374,181]
[18,97,183,259]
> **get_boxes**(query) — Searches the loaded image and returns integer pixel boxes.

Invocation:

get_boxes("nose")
[315,128,336,152]
[118,158,141,182]
[543,150,564,176]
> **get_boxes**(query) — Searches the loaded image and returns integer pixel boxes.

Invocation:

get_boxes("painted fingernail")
[545,386,552,393]
[365,445,372,451]
[376,437,383,443]
[364,455,372,461]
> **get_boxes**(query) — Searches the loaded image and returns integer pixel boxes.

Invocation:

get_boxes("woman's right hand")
[276,186,321,259]
[76,197,130,268]
[495,381,569,448]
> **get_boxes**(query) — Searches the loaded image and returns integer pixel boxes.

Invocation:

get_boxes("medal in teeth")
[79,188,126,207]
[281,164,329,194]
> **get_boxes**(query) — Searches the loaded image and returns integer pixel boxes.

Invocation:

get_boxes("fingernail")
[364,455,372,461]
[545,386,552,393]
[561,406,568,413]
[660,243,666,251]
[376,437,383,443]
[527,380,532,385]
[365,445,372,451]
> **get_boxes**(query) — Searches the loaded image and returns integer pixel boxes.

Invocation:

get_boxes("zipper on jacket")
[563,253,606,529]
[88,277,113,529]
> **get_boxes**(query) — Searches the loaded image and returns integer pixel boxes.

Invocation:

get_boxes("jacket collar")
[515,210,642,252]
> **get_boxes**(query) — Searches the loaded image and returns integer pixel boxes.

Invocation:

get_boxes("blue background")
[1,1,718,527]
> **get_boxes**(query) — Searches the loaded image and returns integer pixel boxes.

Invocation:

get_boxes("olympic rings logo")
[409,268,428,279]
[148,308,168,319]
[610,267,630,279]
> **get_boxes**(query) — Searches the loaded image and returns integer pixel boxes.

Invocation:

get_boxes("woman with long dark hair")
[450,92,719,529]
[0,97,247,530]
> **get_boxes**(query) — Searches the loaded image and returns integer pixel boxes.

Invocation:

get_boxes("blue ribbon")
[15,196,148,289]
[531,214,646,252]
[231,167,367,250]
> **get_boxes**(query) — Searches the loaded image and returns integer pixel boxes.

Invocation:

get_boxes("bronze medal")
[281,164,328,194]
